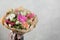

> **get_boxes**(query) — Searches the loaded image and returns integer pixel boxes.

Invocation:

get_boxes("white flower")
[6,13,15,20]
[20,11,26,15]
[15,21,20,24]
[9,24,11,27]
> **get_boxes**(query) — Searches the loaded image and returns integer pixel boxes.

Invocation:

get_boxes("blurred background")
[0,0,60,40]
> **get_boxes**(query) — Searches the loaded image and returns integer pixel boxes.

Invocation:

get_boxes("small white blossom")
[15,21,20,24]
[6,13,15,20]
[20,11,26,15]
[9,24,11,27]
[23,11,27,15]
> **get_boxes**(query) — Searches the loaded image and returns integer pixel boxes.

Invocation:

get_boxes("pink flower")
[17,14,27,23]
[26,13,35,19]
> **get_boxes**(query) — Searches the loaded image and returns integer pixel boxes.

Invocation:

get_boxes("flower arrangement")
[1,7,38,33]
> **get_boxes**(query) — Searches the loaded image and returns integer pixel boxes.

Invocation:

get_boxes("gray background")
[0,0,60,40]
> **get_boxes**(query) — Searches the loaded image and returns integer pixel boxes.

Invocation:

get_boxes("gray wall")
[0,0,60,40]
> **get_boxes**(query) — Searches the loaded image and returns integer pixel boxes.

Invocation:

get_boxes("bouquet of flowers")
[0,7,38,34]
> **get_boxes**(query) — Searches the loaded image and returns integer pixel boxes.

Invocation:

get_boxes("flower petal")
[17,14,27,23]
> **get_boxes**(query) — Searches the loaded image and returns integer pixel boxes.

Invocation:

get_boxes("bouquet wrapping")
[0,7,38,34]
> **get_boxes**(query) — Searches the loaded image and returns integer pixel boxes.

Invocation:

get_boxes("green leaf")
[13,24,23,29]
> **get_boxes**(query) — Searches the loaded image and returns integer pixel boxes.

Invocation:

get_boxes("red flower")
[10,22,15,26]
[5,19,15,26]
[26,13,35,19]
[5,19,11,24]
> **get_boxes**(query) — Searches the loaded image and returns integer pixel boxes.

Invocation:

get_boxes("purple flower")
[17,14,27,23]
